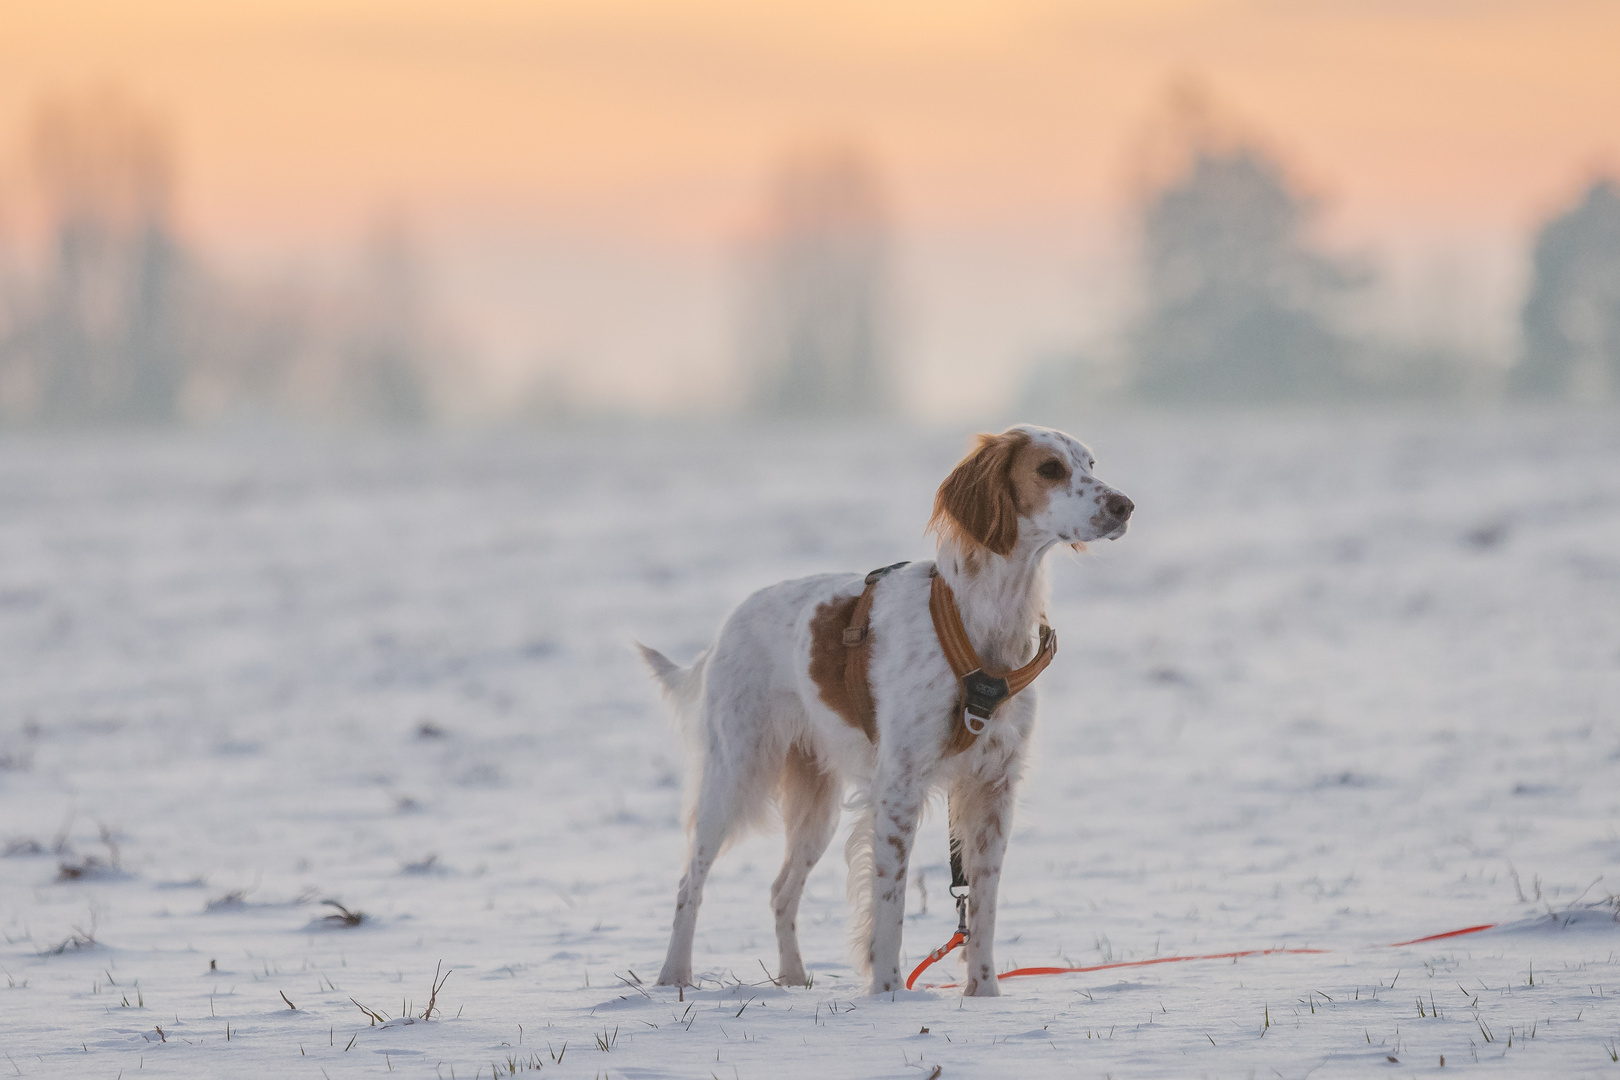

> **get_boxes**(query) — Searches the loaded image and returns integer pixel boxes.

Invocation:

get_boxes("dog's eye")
[1036,459,1067,480]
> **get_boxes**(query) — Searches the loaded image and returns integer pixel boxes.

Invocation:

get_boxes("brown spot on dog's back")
[809,594,872,738]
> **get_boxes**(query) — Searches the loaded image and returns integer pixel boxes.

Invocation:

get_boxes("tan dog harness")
[839,562,1058,754]
[928,567,1057,753]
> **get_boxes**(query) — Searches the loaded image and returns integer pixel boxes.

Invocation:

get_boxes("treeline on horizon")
[0,88,461,428]
[1020,83,1620,413]
[0,84,1616,429]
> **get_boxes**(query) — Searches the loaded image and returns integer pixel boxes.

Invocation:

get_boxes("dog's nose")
[1105,492,1134,520]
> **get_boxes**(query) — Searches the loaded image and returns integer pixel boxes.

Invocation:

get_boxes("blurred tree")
[1514,178,1620,401]
[0,200,24,419]
[743,146,894,416]
[0,88,462,427]
[22,87,188,424]
[178,216,453,426]
[341,216,432,425]
[1013,348,1128,423]
[1127,80,1366,404]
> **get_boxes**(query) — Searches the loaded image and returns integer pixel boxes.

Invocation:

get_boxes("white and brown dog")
[639,425,1133,996]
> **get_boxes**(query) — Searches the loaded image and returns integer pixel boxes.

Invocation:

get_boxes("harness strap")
[929,569,1057,749]
[840,561,910,742]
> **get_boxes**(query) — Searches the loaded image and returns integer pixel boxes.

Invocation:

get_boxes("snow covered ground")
[2,408,1619,1079]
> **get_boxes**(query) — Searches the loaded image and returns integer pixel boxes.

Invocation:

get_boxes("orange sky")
[4,0,1615,245]
[1,1,1616,414]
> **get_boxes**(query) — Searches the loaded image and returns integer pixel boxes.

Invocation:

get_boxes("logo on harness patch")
[961,669,1010,732]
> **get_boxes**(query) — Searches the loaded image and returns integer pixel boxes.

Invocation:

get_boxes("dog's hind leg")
[770,742,840,987]
[657,759,734,987]
[657,651,784,987]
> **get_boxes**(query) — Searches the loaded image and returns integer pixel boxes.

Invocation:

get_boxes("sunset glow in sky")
[2,0,1616,413]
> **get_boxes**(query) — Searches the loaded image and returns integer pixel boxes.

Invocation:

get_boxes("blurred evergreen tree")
[1514,178,1620,401]
[1127,80,1365,404]
[743,146,894,416]
[0,90,449,427]
[26,87,188,424]
[341,216,432,426]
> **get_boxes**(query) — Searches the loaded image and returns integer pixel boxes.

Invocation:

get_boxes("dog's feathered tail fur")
[636,642,711,829]
[637,642,705,711]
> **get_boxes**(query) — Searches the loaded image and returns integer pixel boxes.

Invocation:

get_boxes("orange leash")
[906,921,1498,991]
[1384,924,1497,947]
[905,932,967,989]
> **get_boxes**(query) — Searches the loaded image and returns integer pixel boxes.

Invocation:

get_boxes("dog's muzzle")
[1091,491,1134,537]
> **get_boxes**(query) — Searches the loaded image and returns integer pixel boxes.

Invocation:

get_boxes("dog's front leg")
[951,773,1018,997]
[865,758,928,994]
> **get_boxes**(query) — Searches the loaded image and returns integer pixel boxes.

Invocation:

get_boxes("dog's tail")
[636,642,711,831]
[636,642,706,715]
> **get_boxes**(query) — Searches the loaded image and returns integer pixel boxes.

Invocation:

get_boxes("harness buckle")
[959,668,1009,735]
[864,560,910,585]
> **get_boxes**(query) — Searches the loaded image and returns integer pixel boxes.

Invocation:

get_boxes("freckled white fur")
[639,425,1131,996]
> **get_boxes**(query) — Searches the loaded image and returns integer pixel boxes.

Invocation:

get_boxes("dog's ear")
[929,430,1027,557]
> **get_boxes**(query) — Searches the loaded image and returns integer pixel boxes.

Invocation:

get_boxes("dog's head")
[928,425,1132,558]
